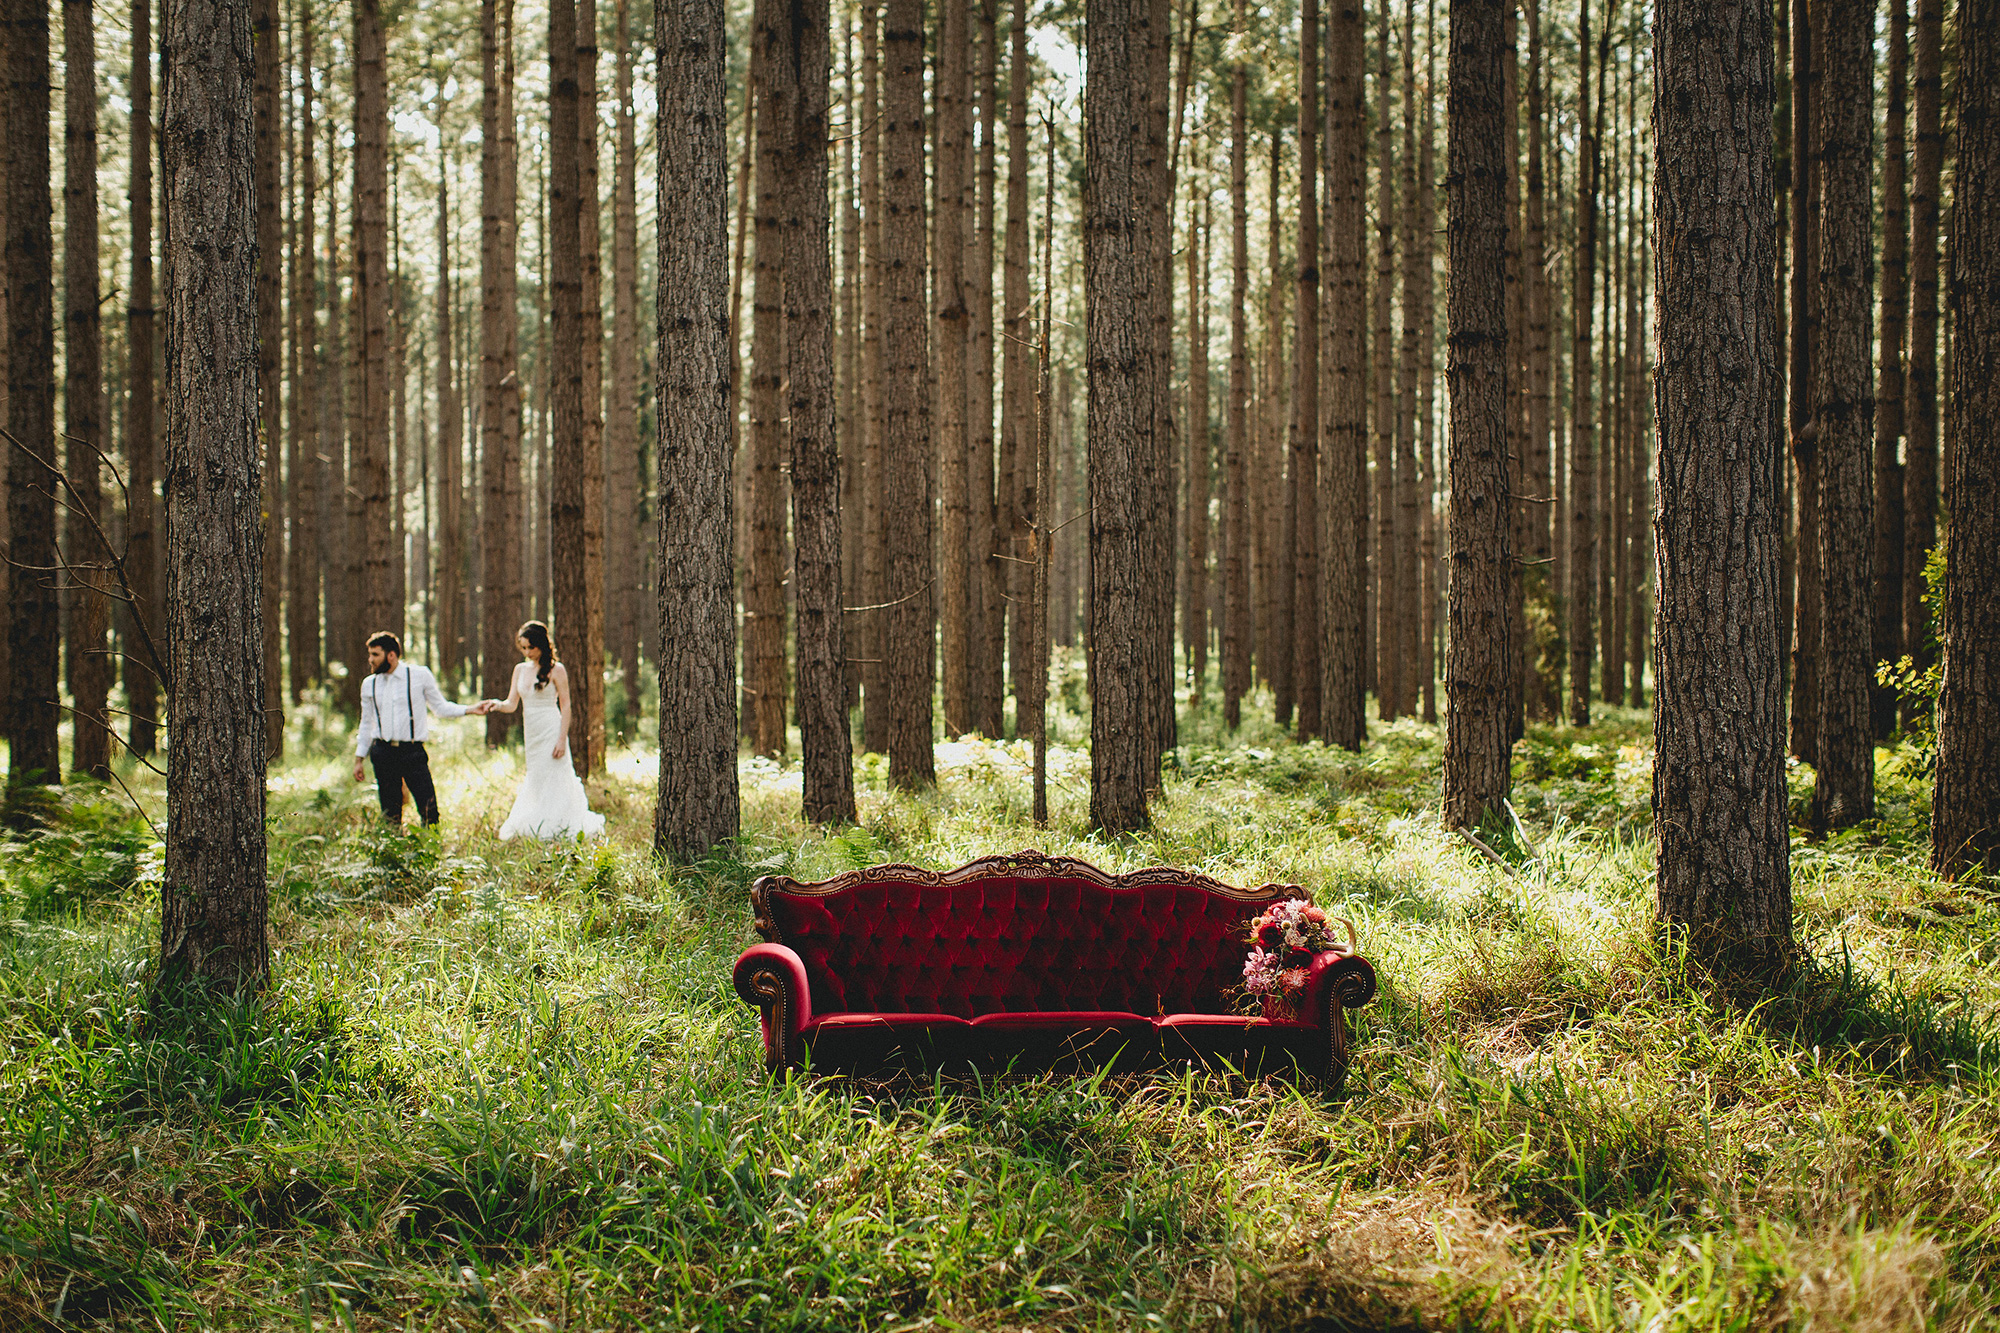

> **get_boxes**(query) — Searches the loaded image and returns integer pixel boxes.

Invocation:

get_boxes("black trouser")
[369,741,440,825]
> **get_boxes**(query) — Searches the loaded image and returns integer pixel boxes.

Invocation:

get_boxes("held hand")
[471,700,492,716]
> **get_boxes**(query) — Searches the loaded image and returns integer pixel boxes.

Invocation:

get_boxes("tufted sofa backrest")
[752,854,1296,1018]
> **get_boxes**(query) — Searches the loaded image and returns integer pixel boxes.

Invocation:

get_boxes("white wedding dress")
[497,662,606,841]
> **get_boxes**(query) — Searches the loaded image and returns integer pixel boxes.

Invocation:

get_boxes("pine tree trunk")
[1501,0,1525,735]
[1184,182,1211,700]
[254,0,283,757]
[287,0,320,702]
[1267,130,1294,723]
[353,0,394,641]
[1904,0,1941,707]
[1810,0,1874,831]
[160,0,268,989]
[860,0,890,754]
[839,20,862,713]
[1087,0,1154,832]
[609,0,642,726]
[1523,0,1555,719]
[745,0,789,758]
[551,0,598,775]
[936,0,972,737]
[1653,0,1791,971]
[1566,0,1599,729]
[973,0,1002,734]
[782,0,857,823]
[328,113,362,709]
[1222,0,1252,729]
[1872,0,1908,740]
[1418,0,1439,724]
[437,170,463,684]
[1442,0,1512,830]
[1319,0,1366,747]
[1788,0,1819,761]
[1397,0,1422,731]
[126,0,162,758]
[482,0,525,745]
[3,0,59,783]
[1291,0,1321,740]
[1371,4,1396,721]
[654,0,741,858]
[64,0,112,780]
[576,0,607,770]
[1002,0,1033,718]
[1932,0,2000,875]
[882,0,936,787]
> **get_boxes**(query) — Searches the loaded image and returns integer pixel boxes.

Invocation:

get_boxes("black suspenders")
[370,666,418,743]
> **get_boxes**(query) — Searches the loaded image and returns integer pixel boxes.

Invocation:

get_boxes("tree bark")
[1787,0,1818,762]
[3,0,59,783]
[860,0,889,754]
[160,0,268,989]
[576,0,607,770]
[783,0,857,823]
[1002,0,1034,719]
[1653,0,1791,972]
[1523,0,1555,720]
[1398,0,1423,729]
[1372,4,1397,722]
[551,0,601,777]
[1933,0,2000,876]
[1872,0,1908,741]
[1184,178,1211,701]
[973,0,1002,735]
[437,167,464,685]
[1291,0,1322,739]
[882,0,936,787]
[127,0,162,758]
[482,0,525,745]
[746,0,789,758]
[65,0,112,781]
[1810,0,1874,831]
[1418,0,1439,724]
[352,0,394,641]
[610,0,642,725]
[254,0,282,758]
[1319,0,1365,748]
[287,0,320,703]
[1566,0,1600,729]
[936,0,972,737]
[1268,129,1294,724]
[654,0,741,858]
[1904,0,1941,703]
[1087,0,1155,832]
[1442,0,1512,830]
[1222,0,1252,729]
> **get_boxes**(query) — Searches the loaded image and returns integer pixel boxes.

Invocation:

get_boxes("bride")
[484,620,606,841]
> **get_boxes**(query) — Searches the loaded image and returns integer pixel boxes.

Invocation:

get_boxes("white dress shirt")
[354,663,471,756]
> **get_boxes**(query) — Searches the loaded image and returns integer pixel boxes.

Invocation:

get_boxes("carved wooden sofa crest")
[732,851,1378,1087]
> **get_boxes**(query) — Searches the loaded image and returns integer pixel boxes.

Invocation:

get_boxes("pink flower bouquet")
[1241,898,1357,1022]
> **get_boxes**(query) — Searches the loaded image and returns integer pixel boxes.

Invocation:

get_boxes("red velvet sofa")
[732,851,1377,1087]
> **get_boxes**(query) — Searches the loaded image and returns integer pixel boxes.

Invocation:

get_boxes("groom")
[351,631,492,826]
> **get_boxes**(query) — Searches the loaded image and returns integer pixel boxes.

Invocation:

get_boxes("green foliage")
[2,709,1997,1328]
[1878,537,1949,774]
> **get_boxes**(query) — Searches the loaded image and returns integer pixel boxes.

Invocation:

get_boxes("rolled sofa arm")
[734,943,813,1071]
[1303,951,1377,1090]
[1304,950,1378,1014]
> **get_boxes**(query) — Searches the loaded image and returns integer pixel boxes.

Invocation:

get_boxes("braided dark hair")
[517,620,557,690]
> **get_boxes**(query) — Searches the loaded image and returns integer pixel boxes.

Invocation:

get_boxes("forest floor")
[1,673,1996,1331]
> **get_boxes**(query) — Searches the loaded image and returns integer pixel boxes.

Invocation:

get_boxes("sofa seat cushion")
[1159,1012,1312,1031]
[798,1012,975,1071]
[969,1010,1155,1031]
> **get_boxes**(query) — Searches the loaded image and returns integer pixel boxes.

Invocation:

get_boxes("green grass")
[2,679,1997,1330]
